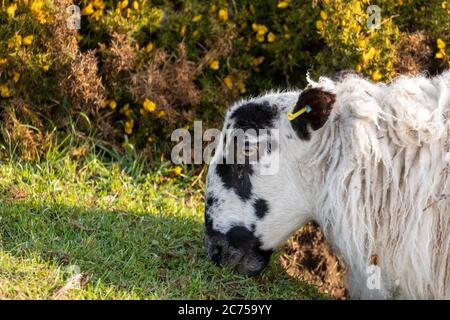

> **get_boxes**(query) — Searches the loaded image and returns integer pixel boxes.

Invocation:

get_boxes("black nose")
[205,226,273,276]
[209,244,222,265]
[205,231,226,265]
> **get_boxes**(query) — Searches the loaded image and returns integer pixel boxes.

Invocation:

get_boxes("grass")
[0,150,323,300]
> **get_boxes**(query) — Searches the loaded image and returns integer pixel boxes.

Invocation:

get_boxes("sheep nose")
[205,232,226,265]
[209,244,223,265]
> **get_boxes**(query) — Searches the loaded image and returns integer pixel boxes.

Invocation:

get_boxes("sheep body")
[309,71,450,298]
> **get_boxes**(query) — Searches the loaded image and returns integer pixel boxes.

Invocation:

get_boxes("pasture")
[0,152,324,299]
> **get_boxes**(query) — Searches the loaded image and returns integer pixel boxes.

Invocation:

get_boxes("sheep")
[204,70,450,299]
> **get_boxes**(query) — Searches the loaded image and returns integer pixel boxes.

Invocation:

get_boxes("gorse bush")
[0,0,449,160]
[315,0,398,81]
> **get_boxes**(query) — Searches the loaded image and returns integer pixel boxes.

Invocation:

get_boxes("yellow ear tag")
[287,105,312,121]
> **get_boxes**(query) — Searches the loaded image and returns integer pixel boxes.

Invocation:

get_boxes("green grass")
[0,152,323,300]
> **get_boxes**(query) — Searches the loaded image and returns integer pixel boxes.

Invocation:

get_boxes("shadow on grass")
[0,200,325,299]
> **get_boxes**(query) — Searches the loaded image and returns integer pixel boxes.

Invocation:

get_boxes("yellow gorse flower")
[371,70,382,81]
[109,100,117,110]
[252,23,268,35]
[277,1,289,9]
[91,10,103,21]
[209,4,217,13]
[436,39,446,59]
[12,71,20,83]
[316,20,324,30]
[82,3,94,15]
[436,51,446,59]
[320,10,328,20]
[23,35,34,46]
[7,4,18,18]
[30,0,47,24]
[224,75,233,89]
[120,0,129,10]
[143,98,157,112]
[101,100,108,108]
[173,166,183,176]
[145,42,154,53]
[218,9,228,21]
[122,103,131,113]
[180,25,186,36]
[358,37,367,48]
[121,103,133,117]
[0,84,11,98]
[157,110,166,118]
[362,47,377,63]
[124,119,134,134]
[252,23,268,42]
[267,32,276,43]
[93,0,106,10]
[252,56,265,67]
[16,35,23,46]
[238,82,246,94]
[256,33,265,42]
[209,60,220,70]
[192,15,202,22]
[31,1,45,12]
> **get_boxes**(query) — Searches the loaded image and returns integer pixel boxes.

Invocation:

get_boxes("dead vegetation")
[128,44,200,123]
[280,222,347,299]
[395,31,434,76]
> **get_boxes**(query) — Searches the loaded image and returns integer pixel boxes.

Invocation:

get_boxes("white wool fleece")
[307,71,450,299]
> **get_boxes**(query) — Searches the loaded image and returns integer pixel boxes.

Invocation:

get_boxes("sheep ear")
[289,87,336,140]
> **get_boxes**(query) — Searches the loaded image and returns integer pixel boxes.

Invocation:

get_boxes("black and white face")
[204,98,282,276]
[204,89,336,276]
[204,92,299,275]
